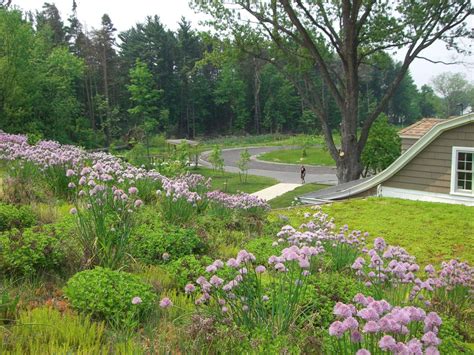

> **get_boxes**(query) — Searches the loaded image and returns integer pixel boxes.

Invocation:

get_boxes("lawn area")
[269,183,329,209]
[259,147,335,166]
[274,197,474,266]
[193,167,277,194]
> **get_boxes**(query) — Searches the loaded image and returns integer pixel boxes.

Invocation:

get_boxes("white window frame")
[450,146,474,197]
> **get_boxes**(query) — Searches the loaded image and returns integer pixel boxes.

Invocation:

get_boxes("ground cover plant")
[0,132,473,353]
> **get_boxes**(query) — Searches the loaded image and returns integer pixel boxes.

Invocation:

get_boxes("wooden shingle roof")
[398,118,445,138]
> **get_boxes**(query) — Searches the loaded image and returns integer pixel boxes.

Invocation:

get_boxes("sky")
[11,0,474,88]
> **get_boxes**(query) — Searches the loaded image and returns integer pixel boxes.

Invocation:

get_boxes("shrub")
[0,226,66,275]
[63,267,156,326]
[165,255,213,289]
[0,203,36,232]
[130,225,204,264]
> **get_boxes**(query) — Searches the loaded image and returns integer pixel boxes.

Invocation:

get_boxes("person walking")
[300,165,306,184]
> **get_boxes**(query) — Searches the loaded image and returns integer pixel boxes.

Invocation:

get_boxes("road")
[201,146,338,185]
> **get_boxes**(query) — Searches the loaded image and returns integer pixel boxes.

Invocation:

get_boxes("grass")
[259,147,335,166]
[193,167,277,194]
[269,183,329,209]
[275,197,474,266]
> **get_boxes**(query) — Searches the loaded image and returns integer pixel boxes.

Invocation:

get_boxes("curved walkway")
[201,146,338,185]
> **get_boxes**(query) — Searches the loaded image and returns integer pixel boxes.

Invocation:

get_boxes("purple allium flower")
[210,275,224,287]
[328,320,346,338]
[128,186,138,194]
[206,264,217,273]
[66,169,75,177]
[68,182,76,189]
[221,306,228,313]
[351,330,362,343]
[134,199,143,208]
[69,207,77,215]
[298,257,310,269]
[342,316,359,330]
[334,302,354,318]
[184,283,196,294]
[406,339,423,354]
[356,350,370,355]
[159,297,173,309]
[255,265,266,273]
[363,320,380,333]
[379,335,397,351]
[242,305,249,312]
[422,331,441,346]
[374,237,386,251]
[262,295,269,302]
[424,312,442,332]
[131,296,142,305]
[274,262,286,272]
[425,346,440,355]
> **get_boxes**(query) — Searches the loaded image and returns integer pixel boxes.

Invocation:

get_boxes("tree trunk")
[253,58,262,134]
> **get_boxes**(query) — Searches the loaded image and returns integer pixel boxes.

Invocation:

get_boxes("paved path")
[201,146,338,185]
[251,183,301,200]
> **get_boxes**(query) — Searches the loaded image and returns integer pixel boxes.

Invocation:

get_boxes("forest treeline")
[0,3,470,147]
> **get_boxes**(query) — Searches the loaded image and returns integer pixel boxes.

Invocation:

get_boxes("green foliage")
[245,237,280,265]
[361,114,401,176]
[165,255,213,289]
[125,142,149,167]
[431,72,473,117]
[64,267,156,326]
[0,306,139,353]
[306,273,370,329]
[0,289,19,325]
[209,145,224,173]
[0,203,36,232]
[0,226,66,275]
[130,224,203,264]
[237,148,251,183]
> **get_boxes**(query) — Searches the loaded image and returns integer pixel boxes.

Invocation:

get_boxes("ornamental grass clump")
[68,165,143,269]
[185,246,323,334]
[328,294,443,355]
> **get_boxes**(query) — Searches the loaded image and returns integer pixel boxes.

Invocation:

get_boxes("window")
[451,147,474,195]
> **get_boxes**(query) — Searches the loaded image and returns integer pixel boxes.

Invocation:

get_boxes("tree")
[35,2,66,47]
[361,114,401,177]
[431,72,473,117]
[127,59,163,158]
[237,148,251,183]
[194,1,472,183]
[209,145,224,173]
[418,85,442,118]
[93,14,118,145]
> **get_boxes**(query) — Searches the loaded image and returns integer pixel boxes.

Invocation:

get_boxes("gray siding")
[401,137,418,153]
[384,122,474,194]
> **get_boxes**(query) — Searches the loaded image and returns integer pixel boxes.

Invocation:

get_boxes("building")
[300,113,474,206]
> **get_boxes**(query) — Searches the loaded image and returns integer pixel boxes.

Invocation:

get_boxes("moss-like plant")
[63,267,156,327]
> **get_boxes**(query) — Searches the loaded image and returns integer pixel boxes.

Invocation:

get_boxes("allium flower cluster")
[329,294,442,354]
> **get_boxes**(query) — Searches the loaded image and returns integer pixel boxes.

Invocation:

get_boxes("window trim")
[450,146,474,197]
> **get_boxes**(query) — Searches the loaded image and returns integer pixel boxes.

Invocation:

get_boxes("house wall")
[401,137,418,154]
[383,122,474,194]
